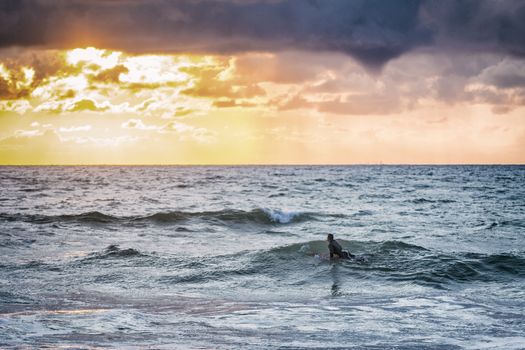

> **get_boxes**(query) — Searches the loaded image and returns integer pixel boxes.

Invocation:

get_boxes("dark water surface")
[1,165,524,349]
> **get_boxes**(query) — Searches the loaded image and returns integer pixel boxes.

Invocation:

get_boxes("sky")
[0,0,524,164]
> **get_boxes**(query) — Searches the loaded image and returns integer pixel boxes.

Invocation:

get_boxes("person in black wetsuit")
[327,233,353,259]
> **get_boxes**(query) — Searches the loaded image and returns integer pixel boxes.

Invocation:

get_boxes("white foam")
[262,208,301,224]
[299,244,310,253]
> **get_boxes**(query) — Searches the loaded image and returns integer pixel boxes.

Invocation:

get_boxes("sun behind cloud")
[0,47,271,164]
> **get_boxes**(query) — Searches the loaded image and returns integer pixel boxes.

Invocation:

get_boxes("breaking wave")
[0,208,319,226]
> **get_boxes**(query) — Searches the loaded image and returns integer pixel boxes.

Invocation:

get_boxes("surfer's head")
[327,233,334,242]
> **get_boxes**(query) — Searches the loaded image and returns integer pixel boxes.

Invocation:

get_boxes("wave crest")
[259,240,525,287]
[83,244,145,261]
[143,208,311,225]
[0,208,314,226]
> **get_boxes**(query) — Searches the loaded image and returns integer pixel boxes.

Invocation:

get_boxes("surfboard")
[313,253,330,261]
[308,252,368,263]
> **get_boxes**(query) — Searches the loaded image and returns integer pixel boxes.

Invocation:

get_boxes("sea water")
[1,165,524,349]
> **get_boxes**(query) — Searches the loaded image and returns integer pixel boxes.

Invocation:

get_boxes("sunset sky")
[0,0,524,164]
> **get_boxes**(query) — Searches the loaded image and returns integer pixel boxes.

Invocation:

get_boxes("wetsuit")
[328,239,353,259]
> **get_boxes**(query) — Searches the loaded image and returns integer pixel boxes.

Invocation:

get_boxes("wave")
[474,219,525,230]
[82,244,145,261]
[252,240,525,287]
[266,240,429,259]
[358,193,393,200]
[7,239,524,292]
[0,211,118,225]
[0,237,37,248]
[0,208,317,226]
[393,252,525,287]
[375,240,429,252]
[351,209,374,217]
[142,208,312,225]
[87,242,525,285]
[143,240,525,290]
[411,198,456,204]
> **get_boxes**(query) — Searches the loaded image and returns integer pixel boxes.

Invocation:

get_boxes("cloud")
[58,125,92,133]
[14,129,42,138]
[68,98,108,112]
[416,54,525,111]
[213,99,258,108]
[233,52,344,84]
[317,95,401,115]
[0,129,58,148]
[2,47,524,117]
[477,59,525,89]
[121,118,159,130]
[0,49,79,100]
[31,97,110,114]
[1,0,524,68]
[0,99,32,114]
[0,63,34,99]
[92,64,128,84]
[420,0,525,58]
[262,50,525,115]
[180,64,265,99]
[161,121,215,143]
[121,118,215,144]
[273,91,401,116]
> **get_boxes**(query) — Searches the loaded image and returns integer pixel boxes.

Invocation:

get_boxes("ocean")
[1,165,524,349]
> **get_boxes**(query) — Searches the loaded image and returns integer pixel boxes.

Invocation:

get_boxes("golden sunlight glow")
[0,47,524,164]
[119,55,190,84]
[66,47,121,70]
[32,75,89,100]
[0,63,10,81]
[21,67,35,86]
[64,47,221,87]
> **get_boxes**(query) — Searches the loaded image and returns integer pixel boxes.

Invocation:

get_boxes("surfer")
[327,233,353,259]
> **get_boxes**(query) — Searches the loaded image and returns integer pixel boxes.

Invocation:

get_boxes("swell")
[410,198,456,204]
[0,208,319,226]
[4,240,524,293]
[0,211,118,225]
[226,240,525,286]
[380,252,525,288]
[141,208,314,225]
[91,240,525,286]
[81,244,146,261]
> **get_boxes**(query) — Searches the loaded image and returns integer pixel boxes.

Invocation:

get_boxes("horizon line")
[0,163,524,167]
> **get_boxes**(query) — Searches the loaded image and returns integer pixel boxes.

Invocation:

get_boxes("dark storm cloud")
[420,0,525,58]
[0,0,524,67]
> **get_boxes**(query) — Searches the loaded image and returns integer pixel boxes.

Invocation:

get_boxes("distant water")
[1,165,524,349]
